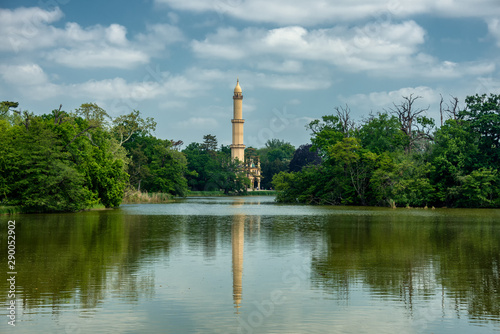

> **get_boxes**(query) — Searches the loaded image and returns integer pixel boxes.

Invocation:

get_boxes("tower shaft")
[231,80,245,162]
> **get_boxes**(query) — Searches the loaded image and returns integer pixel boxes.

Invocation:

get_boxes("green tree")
[204,155,250,195]
[4,117,96,212]
[202,134,218,155]
[273,164,342,204]
[458,93,500,167]
[307,106,355,156]
[145,138,189,196]
[183,136,249,194]
[454,168,499,208]
[430,119,480,206]
[358,112,408,154]
[0,101,18,117]
[0,101,22,125]
[124,135,189,197]
[74,103,110,129]
[327,137,379,205]
[127,143,151,191]
[183,142,211,191]
[2,103,131,211]
[112,109,156,146]
[257,139,295,189]
[288,144,321,172]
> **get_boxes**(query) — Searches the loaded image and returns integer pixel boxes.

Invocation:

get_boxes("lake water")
[1,196,499,333]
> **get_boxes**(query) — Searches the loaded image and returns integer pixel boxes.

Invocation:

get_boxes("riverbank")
[122,189,173,204]
[0,206,22,214]
[187,190,277,197]
[0,203,111,215]
[1,190,278,214]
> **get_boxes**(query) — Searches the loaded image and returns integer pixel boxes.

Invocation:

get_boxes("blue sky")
[1,0,499,148]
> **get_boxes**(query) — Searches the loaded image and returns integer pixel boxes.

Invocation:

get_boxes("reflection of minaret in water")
[232,214,244,313]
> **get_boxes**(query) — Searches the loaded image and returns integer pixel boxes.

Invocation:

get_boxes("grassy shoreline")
[122,189,173,204]
[0,206,22,215]
[1,190,277,214]
[187,190,277,197]
[0,203,111,215]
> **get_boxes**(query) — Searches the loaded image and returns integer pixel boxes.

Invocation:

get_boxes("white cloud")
[52,22,184,68]
[0,64,60,100]
[340,86,441,111]
[71,78,159,101]
[0,7,64,52]
[106,24,128,45]
[0,7,184,69]
[474,77,500,95]
[191,22,495,80]
[0,6,63,26]
[256,60,303,73]
[192,22,426,70]
[156,0,500,25]
[71,72,204,102]
[184,67,227,82]
[257,74,331,90]
[421,59,495,79]
[487,18,500,46]
[0,62,204,105]
[1,63,49,86]
[43,22,170,69]
[135,23,185,50]
[47,47,149,69]
[183,67,333,92]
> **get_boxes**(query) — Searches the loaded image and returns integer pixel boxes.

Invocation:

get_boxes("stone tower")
[231,79,245,163]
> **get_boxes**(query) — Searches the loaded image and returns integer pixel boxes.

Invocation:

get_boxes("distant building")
[230,79,261,190]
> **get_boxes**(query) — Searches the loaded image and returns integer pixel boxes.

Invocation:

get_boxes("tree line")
[0,102,185,212]
[272,94,500,208]
[0,101,299,212]
[2,92,498,212]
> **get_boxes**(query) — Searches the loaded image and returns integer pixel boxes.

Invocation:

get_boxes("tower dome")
[234,78,242,93]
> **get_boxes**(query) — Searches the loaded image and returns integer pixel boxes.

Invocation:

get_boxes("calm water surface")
[1,196,499,333]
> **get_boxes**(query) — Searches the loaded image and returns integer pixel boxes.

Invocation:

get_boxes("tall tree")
[288,144,321,172]
[257,139,295,189]
[358,112,407,154]
[307,105,356,156]
[112,109,157,146]
[202,134,218,154]
[124,135,189,196]
[4,117,96,212]
[183,136,249,194]
[459,93,500,167]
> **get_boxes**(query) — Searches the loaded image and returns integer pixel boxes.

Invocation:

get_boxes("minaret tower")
[231,79,245,163]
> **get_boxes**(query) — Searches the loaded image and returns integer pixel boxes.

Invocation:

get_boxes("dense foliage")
[0,102,189,212]
[124,134,189,197]
[273,94,500,208]
[2,93,498,211]
[0,103,129,212]
[255,139,295,189]
[182,134,250,194]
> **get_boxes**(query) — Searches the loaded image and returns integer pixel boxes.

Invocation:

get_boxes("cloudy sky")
[1,0,499,148]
